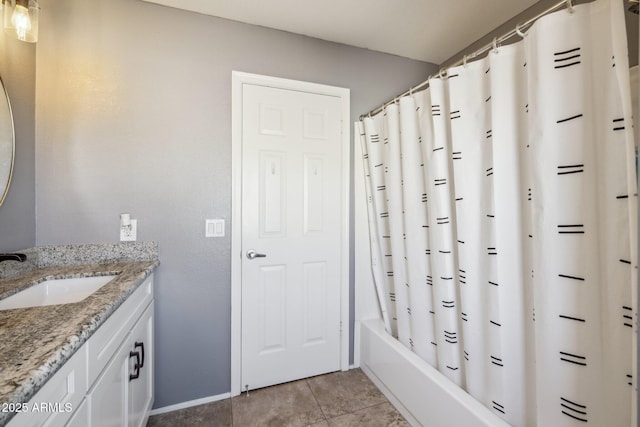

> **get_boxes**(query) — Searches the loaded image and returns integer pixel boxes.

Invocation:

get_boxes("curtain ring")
[463,55,468,67]
[492,37,499,53]
[566,0,574,13]
[409,86,413,96]
[439,68,447,79]
[515,23,526,38]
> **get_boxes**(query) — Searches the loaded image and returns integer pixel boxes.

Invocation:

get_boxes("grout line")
[148,372,401,427]
[305,377,329,422]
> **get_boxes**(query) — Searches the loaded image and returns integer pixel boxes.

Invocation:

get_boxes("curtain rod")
[360,0,575,120]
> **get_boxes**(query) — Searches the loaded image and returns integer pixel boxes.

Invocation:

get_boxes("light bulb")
[11,4,30,41]
[3,0,39,43]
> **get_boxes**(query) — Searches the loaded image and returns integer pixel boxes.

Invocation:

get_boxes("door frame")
[230,71,350,397]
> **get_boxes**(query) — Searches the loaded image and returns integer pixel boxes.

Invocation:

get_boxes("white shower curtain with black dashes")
[358,0,638,425]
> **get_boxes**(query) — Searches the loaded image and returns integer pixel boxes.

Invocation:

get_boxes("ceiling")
[140,0,541,64]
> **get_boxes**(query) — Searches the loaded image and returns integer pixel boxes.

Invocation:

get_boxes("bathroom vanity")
[0,244,158,427]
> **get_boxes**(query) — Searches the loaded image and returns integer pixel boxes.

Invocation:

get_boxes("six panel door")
[240,83,344,391]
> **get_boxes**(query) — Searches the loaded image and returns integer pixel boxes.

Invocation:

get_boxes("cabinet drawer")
[87,275,153,386]
[7,346,87,427]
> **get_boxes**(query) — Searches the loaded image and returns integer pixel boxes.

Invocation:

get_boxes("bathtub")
[358,318,511,427]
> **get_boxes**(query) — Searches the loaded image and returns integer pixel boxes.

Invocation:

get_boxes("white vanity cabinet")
[64,399,88,427]
[5,345,87,427]
[127,304,153,427]
[6,274,154,427]
[88,303,154,427]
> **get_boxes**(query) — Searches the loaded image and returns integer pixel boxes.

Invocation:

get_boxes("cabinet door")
[7,347,87,427]
[65,398,88,427]
[128,303,154,427]
[88,340,129,427]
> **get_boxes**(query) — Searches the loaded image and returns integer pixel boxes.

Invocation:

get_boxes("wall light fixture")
[3,0,39,43]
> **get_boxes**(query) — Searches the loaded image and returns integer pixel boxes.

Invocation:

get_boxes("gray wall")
[35,0,436,408]
[0,31,35,252]
[442,0,639,68]
[5,0,636,413]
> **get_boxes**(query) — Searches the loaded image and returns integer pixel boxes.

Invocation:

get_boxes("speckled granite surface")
[0,241,158,280]
[36,241,158,268]
[0,245,159,426]
[0,248,39,280]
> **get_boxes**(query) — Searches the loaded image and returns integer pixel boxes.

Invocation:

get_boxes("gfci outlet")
[120,219,138,242]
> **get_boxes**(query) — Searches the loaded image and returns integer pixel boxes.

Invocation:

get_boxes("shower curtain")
[358,0,638,426]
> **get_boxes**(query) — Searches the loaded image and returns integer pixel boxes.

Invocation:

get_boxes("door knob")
[246,250,267,260]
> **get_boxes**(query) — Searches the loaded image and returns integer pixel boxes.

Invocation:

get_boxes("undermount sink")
[0,275,118,310]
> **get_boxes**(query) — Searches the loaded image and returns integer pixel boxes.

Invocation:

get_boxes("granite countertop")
[0,259,158,426]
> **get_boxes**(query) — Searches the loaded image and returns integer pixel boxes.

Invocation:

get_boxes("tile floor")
[146,368,409,427]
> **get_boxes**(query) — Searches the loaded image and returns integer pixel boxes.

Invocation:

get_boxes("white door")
[240,83,344,391]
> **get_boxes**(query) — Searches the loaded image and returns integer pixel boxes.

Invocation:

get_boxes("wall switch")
[120,219,137,241]
[206,219,225,237]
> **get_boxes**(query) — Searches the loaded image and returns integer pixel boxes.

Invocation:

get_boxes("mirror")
[0,76,14,207]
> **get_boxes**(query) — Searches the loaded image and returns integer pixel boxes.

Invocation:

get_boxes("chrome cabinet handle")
[246,250,267,260]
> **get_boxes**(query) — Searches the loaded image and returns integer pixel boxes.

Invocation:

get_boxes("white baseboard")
[149,392,232,416]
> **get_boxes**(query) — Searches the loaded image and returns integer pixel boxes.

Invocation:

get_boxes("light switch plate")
[120,219,137,242]
[206,219,225,237]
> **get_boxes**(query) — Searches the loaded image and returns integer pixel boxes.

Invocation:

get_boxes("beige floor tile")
[231,380,325,427]
[326,402,409,427]
[307,369,386,419]
[145,370,402,427]
[146,399,232,427]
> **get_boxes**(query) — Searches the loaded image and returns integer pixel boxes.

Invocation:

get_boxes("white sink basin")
[0,275,118,310]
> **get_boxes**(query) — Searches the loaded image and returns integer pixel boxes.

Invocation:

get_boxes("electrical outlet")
[120,219,137,242]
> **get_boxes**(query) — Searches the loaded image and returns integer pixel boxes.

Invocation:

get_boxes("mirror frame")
[0,75,14,208]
